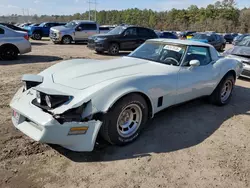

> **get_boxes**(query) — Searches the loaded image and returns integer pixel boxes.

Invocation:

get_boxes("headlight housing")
[33,91,73,109]
[95,37,106,41]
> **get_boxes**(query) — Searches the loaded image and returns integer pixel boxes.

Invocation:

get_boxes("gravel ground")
[0,41,249,188]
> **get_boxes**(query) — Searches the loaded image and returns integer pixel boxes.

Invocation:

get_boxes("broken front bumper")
[10,88,102,152]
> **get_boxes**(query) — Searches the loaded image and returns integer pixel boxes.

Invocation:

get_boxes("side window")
[124,28,137,36]
[215,35,220,41]
[183,46,212,66]
[208,35,216,42]
[138,28,148,37]
[81,24,97,30]
[0,28,5,34]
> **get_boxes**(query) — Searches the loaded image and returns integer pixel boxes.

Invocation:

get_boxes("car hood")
[51,26,72,32]
[51,57,176,90]
[229,46,250,57]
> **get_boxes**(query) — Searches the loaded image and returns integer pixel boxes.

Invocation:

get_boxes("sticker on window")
[164,45,182,52]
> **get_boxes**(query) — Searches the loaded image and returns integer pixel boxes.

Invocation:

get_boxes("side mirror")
[76,27,82,31]
[189,60,200,67]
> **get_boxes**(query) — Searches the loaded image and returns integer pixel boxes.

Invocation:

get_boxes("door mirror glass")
[76,27,82,31]
[190,60,200,67]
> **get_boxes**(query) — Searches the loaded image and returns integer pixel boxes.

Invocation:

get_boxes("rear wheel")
[32,31,42,40]
[209,74,235,106]
[108,43,119,55]
[62,36,72,44]
[100,94,149,145]
[0,45,18,60]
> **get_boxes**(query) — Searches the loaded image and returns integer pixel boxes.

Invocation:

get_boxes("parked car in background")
[0,25,31,60]
[156,31,178,39]
[224,33,234,44]
[87,25,158,55]
[231,33,238,39]
[190,32,225,51]
[26,22,66,40]
[233,34,250,46]
[50,20,100,44]
[99,26,111,34]
[0,23,28,32]
[180,31,196,39]
[19,23,33,28]
[223,36,250,79]
[23,23,40,30]
[10,39,242,152]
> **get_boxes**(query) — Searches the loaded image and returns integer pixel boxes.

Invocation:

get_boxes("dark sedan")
[156,31,178,39]
[87,25,158,55]
[190,33,225,51]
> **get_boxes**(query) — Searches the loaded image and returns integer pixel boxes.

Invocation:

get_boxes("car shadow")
[0,55,63,65]
[51,85,250,162]
[31,42,48,46]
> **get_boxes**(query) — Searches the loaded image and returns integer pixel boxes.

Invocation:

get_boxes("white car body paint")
[10,39,243,152]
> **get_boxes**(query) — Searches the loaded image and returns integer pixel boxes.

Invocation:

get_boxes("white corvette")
[10,39,243,152]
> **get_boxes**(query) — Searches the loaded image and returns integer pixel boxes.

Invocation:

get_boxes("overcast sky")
[0,0,249,15]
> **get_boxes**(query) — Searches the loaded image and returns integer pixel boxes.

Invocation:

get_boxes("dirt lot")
[0,41,250,188]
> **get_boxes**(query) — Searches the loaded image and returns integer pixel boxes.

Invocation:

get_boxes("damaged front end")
[10,74,105,152]
[52,100,106,125]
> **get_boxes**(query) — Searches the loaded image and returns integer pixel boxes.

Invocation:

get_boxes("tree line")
[1,0,250,33]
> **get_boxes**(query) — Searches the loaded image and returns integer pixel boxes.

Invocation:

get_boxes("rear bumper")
[18,41,32,54]
[10,88,102,152]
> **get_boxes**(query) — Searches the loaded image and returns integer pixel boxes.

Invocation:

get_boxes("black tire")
[0,45,18,60]
[100,94,149,145]
[209,74,235,106]
[219,45,224,52]
[32,31,42,40]
[108,43,119,55]
[62,36,72,44]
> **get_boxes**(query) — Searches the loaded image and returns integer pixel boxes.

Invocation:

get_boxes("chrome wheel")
[117,104,142,138]
[221,80,233,103]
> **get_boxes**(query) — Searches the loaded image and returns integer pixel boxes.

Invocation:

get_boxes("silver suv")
[50,20,101,44]
[0,25,31,60]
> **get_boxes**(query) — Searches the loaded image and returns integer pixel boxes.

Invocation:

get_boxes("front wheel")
[100,94,149,145]
[108,43,119,55]
[209,74,235,106]
[62,36,72,44]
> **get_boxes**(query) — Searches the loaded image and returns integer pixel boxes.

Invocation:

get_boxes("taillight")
[24,34,29,40]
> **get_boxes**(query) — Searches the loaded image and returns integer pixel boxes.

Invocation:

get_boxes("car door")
[176,46,219,104]
[119,27,138,50]
[43,23,55,36]
[75,23,97,41]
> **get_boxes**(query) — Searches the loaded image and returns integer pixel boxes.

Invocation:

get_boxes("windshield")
[39,23,46,27]
[108,26,126,35]
[237,36,250,46]
[64,21,77,28]
[128,42,187,66]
